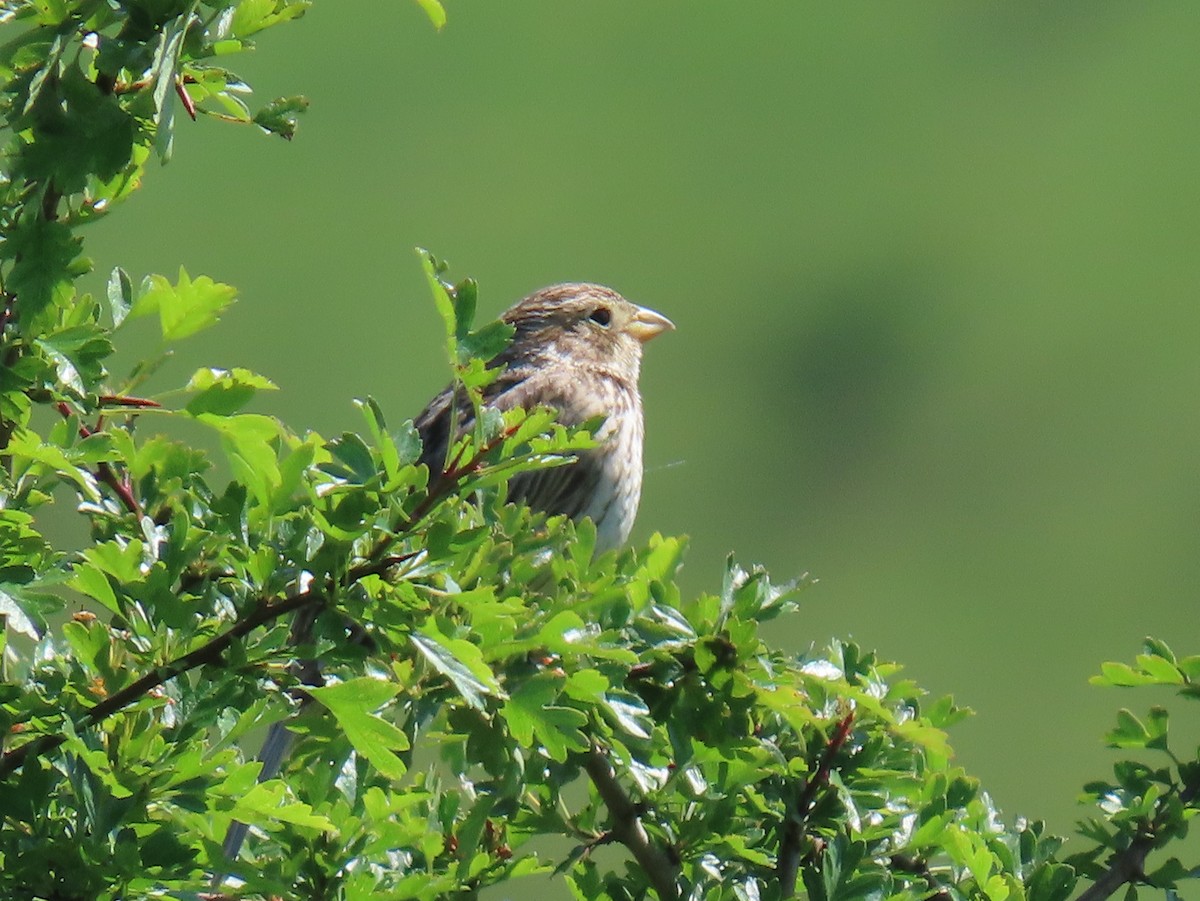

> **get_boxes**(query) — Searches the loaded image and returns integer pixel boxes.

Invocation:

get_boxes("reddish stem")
[174,79,196,121]
[55,402,143,517]
[98,394,161,409]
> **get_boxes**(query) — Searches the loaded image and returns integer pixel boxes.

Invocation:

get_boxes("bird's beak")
[626,305,675,343]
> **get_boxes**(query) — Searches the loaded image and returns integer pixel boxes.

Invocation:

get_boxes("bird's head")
[501,283,674,378]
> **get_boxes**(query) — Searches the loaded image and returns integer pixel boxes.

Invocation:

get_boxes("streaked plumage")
[415,282,673,551]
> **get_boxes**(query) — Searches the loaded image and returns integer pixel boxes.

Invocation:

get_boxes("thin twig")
[367,420,525,561]
[0,587,315,778]
[582,744,679,901]
[56,402,143,517]
[110,73,199,94]
[175,79,196,120]
[95,462,143,517]
[97,394,161,409]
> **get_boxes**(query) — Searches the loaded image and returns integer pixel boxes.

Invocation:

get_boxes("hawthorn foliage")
[0,2,1197,900]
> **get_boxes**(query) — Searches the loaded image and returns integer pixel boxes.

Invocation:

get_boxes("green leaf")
[34,325,113,396]
[414,0,447,30]
[453,278,477,340]
[231,0,311,37]
[502,675,588,762]
[19,66,136,193]
[356,396,402,480]
[62,735,133,799]
[325,431,377,485]
[418,248,458,363]
[0,586,41,639]
[1142,637,1177,664]
[130,268,237,342]
[1176,655,1200,680]
[895,719,952,758]
[908,812,953,849]
[83,538,145,584]
[395,419,422,465]
[309,677,410,780]
[1106,708,1151,749]
[460,318,515,363]
[150,14,190,162]
[6,428,100,500]
[231,781,336,832]
[600,690,651,739]
[68,563,120,615]
[62,618,109,671]
[252,95,310,139]
[106,267,132,327]
[1135,653,1184,685]
[563,668,609,702]
[1091,661,1157,688]
[1027,863,1077,901]
[1144,705,1169,750]
[925,694,973,729]
[2,215,83,336]
[184,366,277,416]
[411,626,504,710]
[626,534,687,610]
[194,413,283,508]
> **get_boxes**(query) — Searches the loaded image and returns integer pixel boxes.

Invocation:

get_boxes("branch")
[0,544,423,780]
[778,710,855,897]
[1074,838,1153,901]
[1074,777,1200,901]
[583,745,679,901]
[0,588,317,778]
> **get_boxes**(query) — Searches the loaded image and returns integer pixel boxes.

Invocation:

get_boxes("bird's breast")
[506,374,644,553]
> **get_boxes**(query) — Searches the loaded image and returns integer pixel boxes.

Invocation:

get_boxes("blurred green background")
[79,1,1198,845]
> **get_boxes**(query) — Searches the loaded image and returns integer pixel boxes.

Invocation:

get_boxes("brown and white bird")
[415,282,674,551]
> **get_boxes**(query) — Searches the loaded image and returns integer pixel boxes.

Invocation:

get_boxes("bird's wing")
[413,365,529,472]
[414,365,601,519]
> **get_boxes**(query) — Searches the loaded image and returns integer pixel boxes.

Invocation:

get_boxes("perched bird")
[415,282,674,551]
[219,283,671,868]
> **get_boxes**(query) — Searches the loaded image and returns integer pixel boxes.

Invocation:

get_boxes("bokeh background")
[80,0,1198,852]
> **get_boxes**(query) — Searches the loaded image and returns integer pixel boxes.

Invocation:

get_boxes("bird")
[414,282,674,551]
[219,283,671,869]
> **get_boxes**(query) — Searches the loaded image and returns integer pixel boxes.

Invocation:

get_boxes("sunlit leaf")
[130,268,237,342]
[414,0,446,30]
[309,677,410,780]
[411,626,504,710]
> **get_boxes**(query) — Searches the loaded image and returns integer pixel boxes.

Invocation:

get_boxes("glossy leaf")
[309,677,410,780]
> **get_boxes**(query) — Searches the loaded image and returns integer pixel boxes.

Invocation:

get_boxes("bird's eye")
[589,306,612,327]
